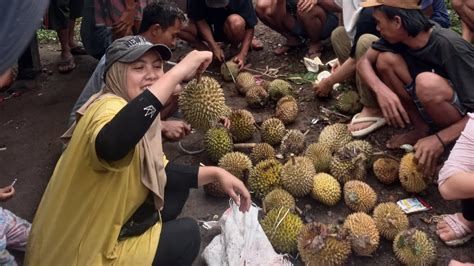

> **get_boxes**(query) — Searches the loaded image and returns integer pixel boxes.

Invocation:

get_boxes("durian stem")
[303,129,310,136]
[243,66,285,79]
[290,154,296,165]
[234,143,257,149]
[373,151,400,162]
[320,106,351,120]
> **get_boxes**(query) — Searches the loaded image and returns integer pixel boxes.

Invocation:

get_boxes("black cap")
[105,36,172,74]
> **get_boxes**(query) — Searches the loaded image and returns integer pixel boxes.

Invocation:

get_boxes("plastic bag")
[202,200,292,266]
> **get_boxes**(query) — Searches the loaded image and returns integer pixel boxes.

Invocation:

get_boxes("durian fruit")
[262,80,271,91]
[247,159,282,199]
[373,202,409,240]
[263,188,296,213]
[330,145,368,183]
[260,207,303,254]
[311,173,341,206]
[179,76,230,131]
[298,222,352,266]
[204,152,252,197]
[261,118,286,146]
[245,85,268,108]
[275,96,298,125]
[235,72,256,95]
[268,79,292,101]
[220,61,239,81]
[280,155,315,197]
[304,142,332,173]
[343,212,380,256]
[373,157,399,184]
[204,128,233,163]
[393,229,436,265]
[336,90,363,114]
[318,123,352,152]
[250,143,276,164]
[280,129,306,156]
[229,109,256,142]
[399,153,430,193]
[343,180,377,213]
[343,140,374,163]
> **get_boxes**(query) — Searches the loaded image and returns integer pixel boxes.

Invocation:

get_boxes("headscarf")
[62,61,167,210]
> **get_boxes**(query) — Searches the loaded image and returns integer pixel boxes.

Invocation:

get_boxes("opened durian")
[399,153,430,193]
[235,72,256,95]
[220,61,239,81]
[268,79,292,101]
[281,155,315,197]
[245,85,268,108]
[280,129,306,156]
[229,109,256,142]
[311,173,341,206]
[263,188,296,213]
[343,140,374,163]
[343,212,380,256]
[304,142,332,173]
[373,157,399,184]
[204,152,252,197]
[247,159,282,199]
[393,229,436,265]
[343,180,377,213]
[250,143,276,164]
[298,222,351,266]
[261,118,286,146]
[261,207,303,254]
[318,123,352,152]
[336,90,363,114]
[275,96,298,125]
[373,202,409,240]
[179,76,230,131]
[330,145,368,183]
[204,127,233,163]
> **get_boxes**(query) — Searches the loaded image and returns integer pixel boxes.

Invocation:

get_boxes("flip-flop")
[350,112,387,137]
[440,214,474,246]
[57,57,76,74]
[70,46,87,55]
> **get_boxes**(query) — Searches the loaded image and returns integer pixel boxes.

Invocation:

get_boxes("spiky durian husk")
[343,140,374,164]
[311,173,341,206]
[245,85,268,108]
[268,79,292,101]
[318,123,352,152]
[373,202,409,240]
[393,229,436,265]
[298,222,352,266]
[229,109,256,142]
[247,159,282,199]
[280,129,306,156]
[235,72,256,94]
[336,90,363,114]
[220,61,239,81]
[263,188,296,213]
[280,156,315,197]
[373,157,400,185]
[250,143,276,164]
[261,118,286,146]
[304,142,332,173]
[204,127,233,163]
[330,145,368,183]
[261,207,303,254]
[343,180,377,213]
[275,96,298,125]
[399,153,430,193]
[343,212,380,256]
[179,76,230,131]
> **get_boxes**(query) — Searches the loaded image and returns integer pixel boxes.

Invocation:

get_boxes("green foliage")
[37,29,58,44]
[445,0,462,35]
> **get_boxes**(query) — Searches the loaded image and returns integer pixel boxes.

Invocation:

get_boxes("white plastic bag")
[202,201,292,266]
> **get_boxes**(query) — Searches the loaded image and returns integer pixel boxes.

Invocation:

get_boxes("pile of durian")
[178,70,437,265]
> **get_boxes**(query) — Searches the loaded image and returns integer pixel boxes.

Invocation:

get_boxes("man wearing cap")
[179,0,262,68]
[69,2,192,141]
[357,1,474,174]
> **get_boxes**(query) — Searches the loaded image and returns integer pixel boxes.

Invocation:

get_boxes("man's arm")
[234,28,254,68]
[195,20,225,62]
[318,0,342,13]
[437,116,469,145]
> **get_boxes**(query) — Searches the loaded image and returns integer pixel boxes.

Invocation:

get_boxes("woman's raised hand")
[176,50,213,81]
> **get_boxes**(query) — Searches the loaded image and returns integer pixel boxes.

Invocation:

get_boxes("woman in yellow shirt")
[25,35,251,265]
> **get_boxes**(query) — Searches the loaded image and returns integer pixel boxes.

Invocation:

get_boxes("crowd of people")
[1,0,474,265]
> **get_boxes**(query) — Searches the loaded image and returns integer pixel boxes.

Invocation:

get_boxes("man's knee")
[355,34,379,59]
[225,15,246,32]
[375,52,404,73]
[296,5,325,21]
[438,182,458,201]
[331,26,346,44]
[415,72,451,103]
[256,0,275,19]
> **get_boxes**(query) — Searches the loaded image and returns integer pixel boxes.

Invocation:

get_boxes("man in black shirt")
[179,0,261,68]
[357,0,474,177]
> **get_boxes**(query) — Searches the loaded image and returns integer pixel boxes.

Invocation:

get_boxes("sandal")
[70,46,87,56]
[57,56,76,74]
[438,214,474,246]
[350,112,387,137]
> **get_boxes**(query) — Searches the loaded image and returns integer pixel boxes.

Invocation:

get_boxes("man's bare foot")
[348,107,383,132]
[274,36,303,55]
[306,42,323,59]
[251,37,263,50]
[436,213,474,242]
[449,260,474,266]
[386,128,429,149]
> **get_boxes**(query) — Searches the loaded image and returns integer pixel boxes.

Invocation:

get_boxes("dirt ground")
[1,22,473,266]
